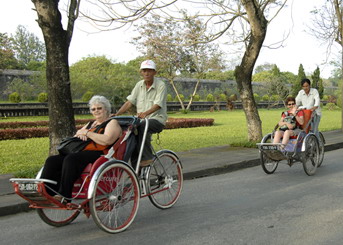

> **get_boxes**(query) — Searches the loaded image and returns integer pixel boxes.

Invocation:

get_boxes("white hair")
[88,95,111,116]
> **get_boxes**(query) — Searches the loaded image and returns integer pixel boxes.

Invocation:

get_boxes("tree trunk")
[169,78,185,110]
[341,46,343,132]
[234,0,268,141]
[186,78,201,110]
[32,0,76,154]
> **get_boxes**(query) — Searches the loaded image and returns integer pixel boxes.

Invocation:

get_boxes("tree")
[132,15,188,110]
[311,66,324,99]
[70,56,138,104]
[0,33,20,69]
[11,25,46,68]
[310,0,343,130]
[292,64,306,97]
[266,65,289,106]
[181,13,226,110]
[32,0,79,154]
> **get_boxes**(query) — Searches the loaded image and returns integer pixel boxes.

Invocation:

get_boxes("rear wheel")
[302,135,319,176]
[90,162,140,233]
[37,207,80,227]
[260,134,279,174]
[147,151,183,209]
[317,132,325,167]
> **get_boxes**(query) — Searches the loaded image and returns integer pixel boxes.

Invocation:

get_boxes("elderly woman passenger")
[40,95,122,203]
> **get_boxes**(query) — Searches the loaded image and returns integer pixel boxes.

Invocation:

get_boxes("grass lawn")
[0,109,341,177]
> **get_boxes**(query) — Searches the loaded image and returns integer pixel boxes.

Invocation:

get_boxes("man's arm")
[137,104,161,119]
[115,101,133,116]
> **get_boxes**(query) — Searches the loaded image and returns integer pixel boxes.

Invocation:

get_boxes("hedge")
[0,118,214,140]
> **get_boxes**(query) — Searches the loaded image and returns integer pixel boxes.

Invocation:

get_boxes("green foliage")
[322,95,329,101]
[179,109,189,114]
[9,92,21,103]
[254,93,260,102]
[311,66,324,98]
[5,77,35,101]
[206,93,214,102]
[11,25,46,68]
[70,56,138,102]
[179,94,185,101]
[218,93,227,101]
[167,94,173,102]
[0,33,21,69]
[229,94,238,101]
[82,91,94,102]
[37,92,48,102]
[292,64,306,96]
[252,71,274,82]
[324,102,340,110]
[193,94,200,101]
[270,94,280,101]
[261,94,269,101]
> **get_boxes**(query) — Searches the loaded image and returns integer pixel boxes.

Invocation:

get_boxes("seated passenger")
[40,95,122,203]
[273,97,304,149]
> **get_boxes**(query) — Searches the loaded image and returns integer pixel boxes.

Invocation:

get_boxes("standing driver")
[115,60,167,167]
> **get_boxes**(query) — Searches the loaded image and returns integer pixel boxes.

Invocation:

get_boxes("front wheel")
[147,151,183,209]
[302,135,319,176]
[37,207,80,227]
[260,134,278,174]
[89,162,140,233]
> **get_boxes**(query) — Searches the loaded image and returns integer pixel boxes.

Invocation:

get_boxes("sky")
[0,0,338,79]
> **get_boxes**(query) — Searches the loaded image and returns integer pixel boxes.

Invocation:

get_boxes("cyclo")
[10,116,183,233]
[257,109,325,176]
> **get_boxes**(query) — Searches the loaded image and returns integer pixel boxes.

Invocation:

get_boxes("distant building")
[0,69,39,100]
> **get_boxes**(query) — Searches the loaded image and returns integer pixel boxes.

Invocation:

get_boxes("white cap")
[140,60,156,70]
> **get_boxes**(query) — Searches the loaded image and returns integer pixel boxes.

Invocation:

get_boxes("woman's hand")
[74,129,89,141]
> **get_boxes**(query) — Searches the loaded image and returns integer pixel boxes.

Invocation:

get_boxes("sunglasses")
[287,103,295,106]
[91,107,103,112]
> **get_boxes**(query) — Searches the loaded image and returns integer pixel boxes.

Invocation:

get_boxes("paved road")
[1,149,343,245]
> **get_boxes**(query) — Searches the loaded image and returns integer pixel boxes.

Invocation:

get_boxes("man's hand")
[137,112,147,119]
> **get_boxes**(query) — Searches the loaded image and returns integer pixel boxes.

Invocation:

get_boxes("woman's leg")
[281,130,293,145]
[58,151,103,198]
[273,130,284,143]
[40,154,65,196]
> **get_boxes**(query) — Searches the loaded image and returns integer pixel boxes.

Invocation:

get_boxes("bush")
[206,93,214,102]
[167,94,173,102]
[254,93,260,102]
[0,118,214,140]
[324,102,340,111]
[261,94,269,101]
[174,94,184,102]
[193,94,200,101]
[37,92,48,102]
[82,91,94,102]
[229,94,238,101]
[9,92,21,103]
[218,93,227,101]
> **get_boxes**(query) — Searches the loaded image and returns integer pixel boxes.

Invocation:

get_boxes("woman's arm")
[86,120,122,146]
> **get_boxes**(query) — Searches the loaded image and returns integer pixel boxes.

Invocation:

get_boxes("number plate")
[261,145,278,150]
[18,183,38,191]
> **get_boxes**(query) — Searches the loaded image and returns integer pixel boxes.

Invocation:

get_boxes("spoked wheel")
[147,151,183,209]
[260,134,278,174]
[37,207,80,227]
[317,132,325,167]
[302,134,320,176]
[261,152,279,174]
[90,162,140,233]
